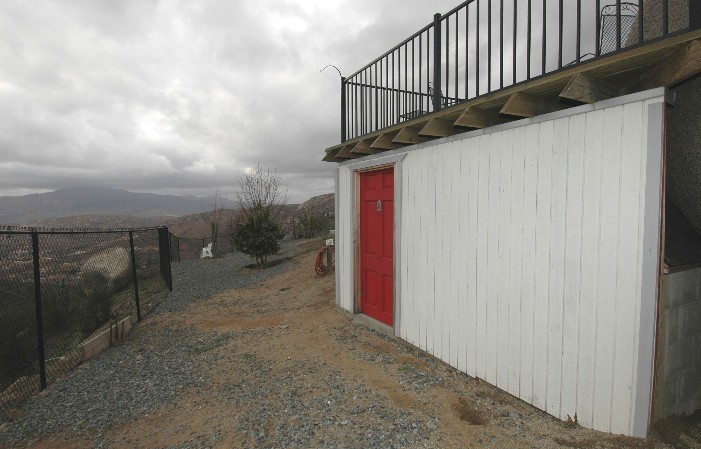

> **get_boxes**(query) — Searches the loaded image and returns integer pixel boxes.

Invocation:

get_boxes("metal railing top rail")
[345,0,479,80]
[340,0,700,142]
[346,22,435,80]
[0,225,168,235]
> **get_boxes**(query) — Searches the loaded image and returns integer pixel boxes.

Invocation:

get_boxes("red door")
[360,168,394,326]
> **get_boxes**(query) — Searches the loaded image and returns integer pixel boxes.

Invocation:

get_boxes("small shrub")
[233,210,284,268]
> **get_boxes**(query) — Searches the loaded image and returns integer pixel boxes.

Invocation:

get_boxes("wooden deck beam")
[419,118,463,137]
[500,92,563,118]
[454,106,510,129]
[629,38,701,90]
[336,145,360,159]
[322,146,345,162]
[370,131,404,151]
[393,127,432,145]
[350,139,378,155]
[322,30,701,162]
[559,73,623,103]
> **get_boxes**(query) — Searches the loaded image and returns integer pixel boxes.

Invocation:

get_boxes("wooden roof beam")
[454,106,510,129]
[322,147,345,162]
[629,38,701,90]
[500,92,563,118]
[559,73,624,104]
[393,126,433,145]
[370,131,405,151]
[418,118,464,138]
[350,138,379,155]
[335,145,360,159]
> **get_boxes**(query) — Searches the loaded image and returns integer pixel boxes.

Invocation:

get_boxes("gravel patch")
[0,326,210,445]
[2,238,699,449]
[158,241,298,314]
[219,351,433,449]
[0,243,299,448]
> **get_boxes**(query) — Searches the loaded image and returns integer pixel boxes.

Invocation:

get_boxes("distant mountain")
[0,186,237,225]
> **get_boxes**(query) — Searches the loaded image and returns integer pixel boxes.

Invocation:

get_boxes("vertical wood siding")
[337,166,354,311]
[336,94,664,437]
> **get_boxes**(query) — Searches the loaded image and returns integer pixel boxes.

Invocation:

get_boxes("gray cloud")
[0,0,458,202]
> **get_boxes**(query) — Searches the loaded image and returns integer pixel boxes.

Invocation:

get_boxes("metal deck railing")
[340,0,701,142]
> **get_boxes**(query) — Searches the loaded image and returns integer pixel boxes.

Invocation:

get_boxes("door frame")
[346,153,406,336]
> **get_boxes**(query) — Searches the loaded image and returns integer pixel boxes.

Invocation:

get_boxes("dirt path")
[18,239,701,448]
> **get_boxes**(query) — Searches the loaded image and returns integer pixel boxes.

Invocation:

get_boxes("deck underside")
[323,30,701,162]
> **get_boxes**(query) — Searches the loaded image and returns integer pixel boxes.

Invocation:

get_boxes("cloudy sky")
[0,0,461,202]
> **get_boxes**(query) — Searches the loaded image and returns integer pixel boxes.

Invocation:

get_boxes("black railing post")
[596,0,601,56]
[691,0,701,29]
[129,231,142,321]
[31,231,47,390]
[341,76,347,142]
[158,227,173,291]
[432,13,442,112]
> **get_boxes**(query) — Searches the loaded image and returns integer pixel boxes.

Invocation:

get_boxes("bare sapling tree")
[233,164,289,267]
[236,164,289,222]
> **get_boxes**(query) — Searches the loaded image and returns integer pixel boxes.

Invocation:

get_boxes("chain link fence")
[0,226,172,420]
[168,232,235,261]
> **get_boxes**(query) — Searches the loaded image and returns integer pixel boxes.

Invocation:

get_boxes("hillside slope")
[0,186,237,225]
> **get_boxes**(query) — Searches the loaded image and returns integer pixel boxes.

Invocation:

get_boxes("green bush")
[232,210,284,268]
[295,211,331,238]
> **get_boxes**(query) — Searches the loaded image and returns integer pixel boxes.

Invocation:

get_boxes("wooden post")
[327,244,332,274]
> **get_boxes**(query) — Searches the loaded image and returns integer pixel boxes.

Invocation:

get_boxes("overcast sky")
[0,0,461,202]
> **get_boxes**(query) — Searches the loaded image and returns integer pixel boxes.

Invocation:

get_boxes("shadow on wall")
[625,0,690,47]
[667,74,701,237]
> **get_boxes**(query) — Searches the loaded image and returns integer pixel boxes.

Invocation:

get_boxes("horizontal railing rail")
[341,0,700,142]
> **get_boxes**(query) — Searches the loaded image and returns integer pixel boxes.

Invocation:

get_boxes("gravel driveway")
[1,238,700,449]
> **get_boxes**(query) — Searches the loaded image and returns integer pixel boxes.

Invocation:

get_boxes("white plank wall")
[336,167,353,312]
[336,93,664,436]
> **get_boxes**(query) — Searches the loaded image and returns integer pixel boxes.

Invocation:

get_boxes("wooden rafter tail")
[454,106,510,129]
[350,139,378,155]
[370,131,404,151]
[322,146,344,162]
[418,118,463,138]
[335,145,360,159]
[630,38,701,91]
[560,73,623,104]
[500,92,562,118]
[322,153,344,162]
[392,126,432,145]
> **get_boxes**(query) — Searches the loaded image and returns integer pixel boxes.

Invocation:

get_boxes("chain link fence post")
[30,231,47,390]
[129,231,141,321]
[158,227,173,291]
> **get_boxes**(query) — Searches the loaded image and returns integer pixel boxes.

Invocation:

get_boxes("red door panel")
[360,168,394,326]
